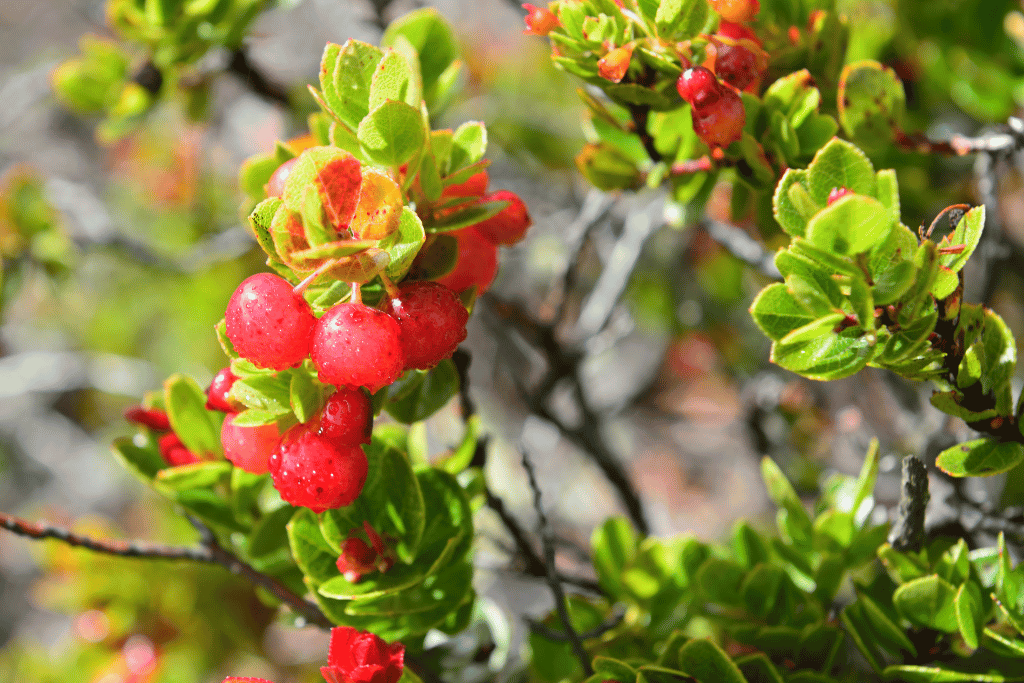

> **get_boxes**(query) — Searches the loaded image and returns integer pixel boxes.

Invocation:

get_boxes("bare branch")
[889,456,930,552]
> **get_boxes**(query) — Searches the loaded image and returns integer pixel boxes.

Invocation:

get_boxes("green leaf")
[741,564,786,617]
[592,517,639,597]
[423,197,508,233]
[775,251,845,310]
[381,8,459,109]
[773,169,811,237]
[384,360,459,424]
[369,49,419,111]
[841,603,883,673]
[779,313,846,345]
[851,438,880,515]
[357,100,425,167]
[771,332,876,381]
[288,507,339,584]
[176,489,248,533]
[694,557,745,606]
[838,61,906,147]
[229,374,292,416]
[734,654,784,683]
[248,198,284,261]
[289,372,324,425]
[594,656,638,682]
[155,460,231,492]
[325,40,384,131]
[164,374,220,457]
[856,589,918,656]
[378,207,425,280]
[937,438,1024,478]
[247,504,297,558]
[805,194,892,255]
[676,639,747,683]
[939,206,985,274]
[761,457,813,545]
[449,121,487,173]
[881,665,1018,682]
[111,437,166,480]
[813,510,855,552]
[655,0,707,37]
[930,391,998,424]
[749,283,818,342]
[806,138,876,205]
[893,574,960,633]
[731,521,771,569]
[229,408,284,427]
[955,582,981,650]
[878,543,928,583]
[997,532,1023,612]
[763,69,821,129]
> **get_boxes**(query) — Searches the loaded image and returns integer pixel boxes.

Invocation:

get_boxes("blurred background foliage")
[3,0,1024,681]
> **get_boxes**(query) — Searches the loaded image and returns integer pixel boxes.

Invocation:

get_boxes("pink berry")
[690,86,746,149]
[317,387,373,445]
[311,303,405,393]
[221,414,282,474]
[265,157,297,199]
[225,273,316,371]
[159,433,201,467]
[472,191,533,246]
[206,368,238,412]
[827,186,853,205]
[383,282,469,371]
[269,425,368,512]
[523,3,559,35]
[677,66,721,107]
[434,228,499,295]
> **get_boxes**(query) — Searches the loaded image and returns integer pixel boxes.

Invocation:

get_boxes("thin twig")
[520,447,594,677]
[526,604,624,641]
[227,47,291,107]
[704,219,782,280]
[889,456,930,552]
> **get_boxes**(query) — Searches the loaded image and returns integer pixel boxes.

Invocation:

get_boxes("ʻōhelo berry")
[598,45,633,83]
[717,20,761,44]
[159,433,201,467]
[690,87,746,150]
[434,227,499,295]
[221,414,282,474]
[676,66,721,107]
[709,0,760,23]
[317,387,373,445]
[522,3,559,36]
[265,157,298,199]
[708,39,766,92]
[269,425,368,512]
[470,190,532,246]
[441,170,489,201]
[206,368,238,412]
[383,281,469,371]
[125,406,171,432]
[311,302,404,393]
[225,273,317,371]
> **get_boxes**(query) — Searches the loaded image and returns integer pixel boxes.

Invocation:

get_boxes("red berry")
[206,368,238,412]
[226,273,316,371]
[523,3,559,35]
[827,186,853,205]
[718,21,760,44]
[709,0,760,23]
[159,433,201,467]
[317,387,373,445]
[710,40,765,91]
[223,677,276,682]
[311,303,404,393]
[598,45,633,83]
[125,406,171,432]
[691,86,746,149]
[265,157,297,199]
[269,425,368,512]
[221,414,282,474]
[434,228,499,295]
[470,191,532,246]
[336,537,380,582]
[441,171,489,201]
[677,67,721,107]
[383,282,469,371]
[321,628,404,683]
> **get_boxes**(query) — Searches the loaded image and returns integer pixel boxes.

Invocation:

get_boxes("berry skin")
[441,170,489,201]
[383,282,469,371]
[598,45,633,83]
[690,86,746,150]
[223,677,276,682]
[718,20,760,44]
[269,425,368,512]
[709,0,760,23]
[125,406,171,432]
[206,368,238,412]
[317,387,373,445]
[677,67,721,107]
[226,273,316,371]
[434,227,499,295]
[523,3,559,35]
[159,433,201,467]
[265,157,297,199]
[471,190,532,246]
[709,39,766,92]
[221,414,282,474]
[827,186,853,205]
[311,303,405,393]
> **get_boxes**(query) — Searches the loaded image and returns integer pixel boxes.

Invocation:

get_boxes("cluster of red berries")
[219,272,469,511]
[676,65,747,150]
[124,406,201,466]
[335,521,395,583]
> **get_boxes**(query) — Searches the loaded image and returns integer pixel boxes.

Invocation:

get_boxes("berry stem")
[378,272,401,300]
[350,282,363,305]
[294,259,340,296]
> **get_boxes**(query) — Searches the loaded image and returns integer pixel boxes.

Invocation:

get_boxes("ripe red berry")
[441,171,489,201]
[317,387,373,445]
[690,86,746,150]
[226,273,316,371]
[598,45,633,83]
[159,433,201,467]
[125,406,171,432]
[471,190,532,246]
[311,303,404,393]
[677,67,721,107]
[523,3,559,36]
[336,537,379,582]
[221,414,282,474]
[321,627,404,683]
[434,227,499,295]
[269,425,368,512]
[265,157,298,199]
[206,368,238,412]
[827,186,853,205]
[223,677,275,682]
[383,281,469,371]
[709,0,760,23]
[709,40,765,91]
[718,20,761,44]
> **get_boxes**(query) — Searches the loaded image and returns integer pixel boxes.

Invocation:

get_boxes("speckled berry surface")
[317,387,373,445]
[269,426,368,512]
[311,302,404,392]
[221,414,281,474]
[225,273,316,370]
[383,282,468,370]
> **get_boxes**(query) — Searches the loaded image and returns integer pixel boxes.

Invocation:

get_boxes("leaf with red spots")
[283,147,363,236]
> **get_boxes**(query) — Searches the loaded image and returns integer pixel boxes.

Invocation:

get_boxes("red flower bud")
[320,627,405,683]
[598,45,633,83]
[523,3,560,36]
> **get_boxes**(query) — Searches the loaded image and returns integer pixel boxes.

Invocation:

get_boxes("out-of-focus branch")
[704,219,782,280]
[888,456,929,552]
[227,47,290,107]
